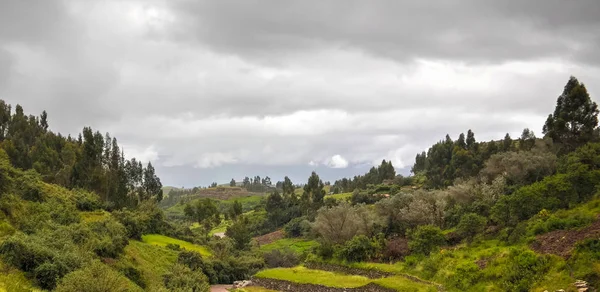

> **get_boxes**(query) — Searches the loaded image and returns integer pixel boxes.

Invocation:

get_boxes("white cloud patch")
[326,155,349,169]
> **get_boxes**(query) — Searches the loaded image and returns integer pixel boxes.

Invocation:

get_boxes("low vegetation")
[141,234,212,257]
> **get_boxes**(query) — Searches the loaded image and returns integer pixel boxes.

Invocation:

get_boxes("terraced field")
[259,238,319,254]
[141,234,212,257]
[254,266,437,292]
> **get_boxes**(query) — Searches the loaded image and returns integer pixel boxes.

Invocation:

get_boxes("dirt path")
[210,284,232,292]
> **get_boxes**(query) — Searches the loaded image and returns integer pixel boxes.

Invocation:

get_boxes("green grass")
[374,277,437,292]
[115,240,179,291]
[255,266,371,288]
[326,192,352,201]
[141,234,211,257]
[260,238,318,254]
[255,266,435,291]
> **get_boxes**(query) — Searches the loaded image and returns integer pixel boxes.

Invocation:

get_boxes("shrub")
[87,219,128,258]
[315,241,336,260]
[263,248,299,268]
[121,266,146,289]
[337,235,378,262]
[528,209,595,235]
[284,217,310,238]
[450,262,481,290]
[382,236,409,260]
[456,213,487,241]
[73,190,101,211]
[500,249,550,292]
[166,243,181,251]
[163,264,210,292]
[55,261,136,292]
[34,262,64,290]
[408,225,445,255]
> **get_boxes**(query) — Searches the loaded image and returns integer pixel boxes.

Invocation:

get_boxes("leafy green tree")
[519,128,536,151]
[184,199,219,230]
[142,162,163,202]
[456,133,466,149]
[503,133,513,151]
[266,190,285,227]
[543,76,599,153]
[302,171,326,214]
[229,178,236,187]
[229,200,243,220]
[466,129,476,150]
[226,219,252,250]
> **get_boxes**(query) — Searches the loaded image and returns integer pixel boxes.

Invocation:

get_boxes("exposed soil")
[210,284,232,292]
[531,218,600,258]
[255,229,285,245]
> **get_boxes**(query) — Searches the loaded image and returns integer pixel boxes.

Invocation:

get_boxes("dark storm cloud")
[170,0,600,65]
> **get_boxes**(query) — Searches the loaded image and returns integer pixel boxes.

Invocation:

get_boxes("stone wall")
[251,278,396,292]
[304,261,444,291]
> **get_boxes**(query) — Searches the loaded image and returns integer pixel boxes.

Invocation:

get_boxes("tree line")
[0,101,162,209]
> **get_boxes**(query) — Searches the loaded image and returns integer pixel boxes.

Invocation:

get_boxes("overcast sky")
[2,1,600,187]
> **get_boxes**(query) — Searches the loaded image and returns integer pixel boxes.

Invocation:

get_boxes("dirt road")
[210,284,232,292]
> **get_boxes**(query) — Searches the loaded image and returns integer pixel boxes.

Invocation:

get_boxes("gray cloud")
[1,0,599,186]
[170,0,600,65]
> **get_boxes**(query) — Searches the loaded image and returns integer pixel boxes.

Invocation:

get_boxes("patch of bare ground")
[531,218,600,258]
[254,229,285,245]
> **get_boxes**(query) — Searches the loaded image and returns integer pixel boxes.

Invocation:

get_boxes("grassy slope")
[116,240,179,291]
[255,266,436,291]
[141,234,212,257]
[260,238,319,254]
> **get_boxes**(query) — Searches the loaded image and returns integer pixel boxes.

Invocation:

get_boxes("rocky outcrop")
[252,278,396,292]
[232,280,253,289]
[542,279,596,292]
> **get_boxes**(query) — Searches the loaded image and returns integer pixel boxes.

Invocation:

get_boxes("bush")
[337,235,379,262]
[163,264,210,292]
[500,249,550,292]
[382,236,409,260]
[34,262,64,290]
[166,243,181,251]
[315,241,336,260]
[408,225,445,255]
[87,219,128,258]
[73,190,101,211]
[284,217,310,238]
[450,262,481,290]
[456,213,487,241]
[263,249,299,268]
[55,261,137,292]
[528,209,595,235]
[121,266,146,289]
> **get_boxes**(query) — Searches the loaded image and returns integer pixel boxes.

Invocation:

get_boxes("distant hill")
[161,186,181,196]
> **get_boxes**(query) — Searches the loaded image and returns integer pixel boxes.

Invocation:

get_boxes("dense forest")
[1,76,600,291]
